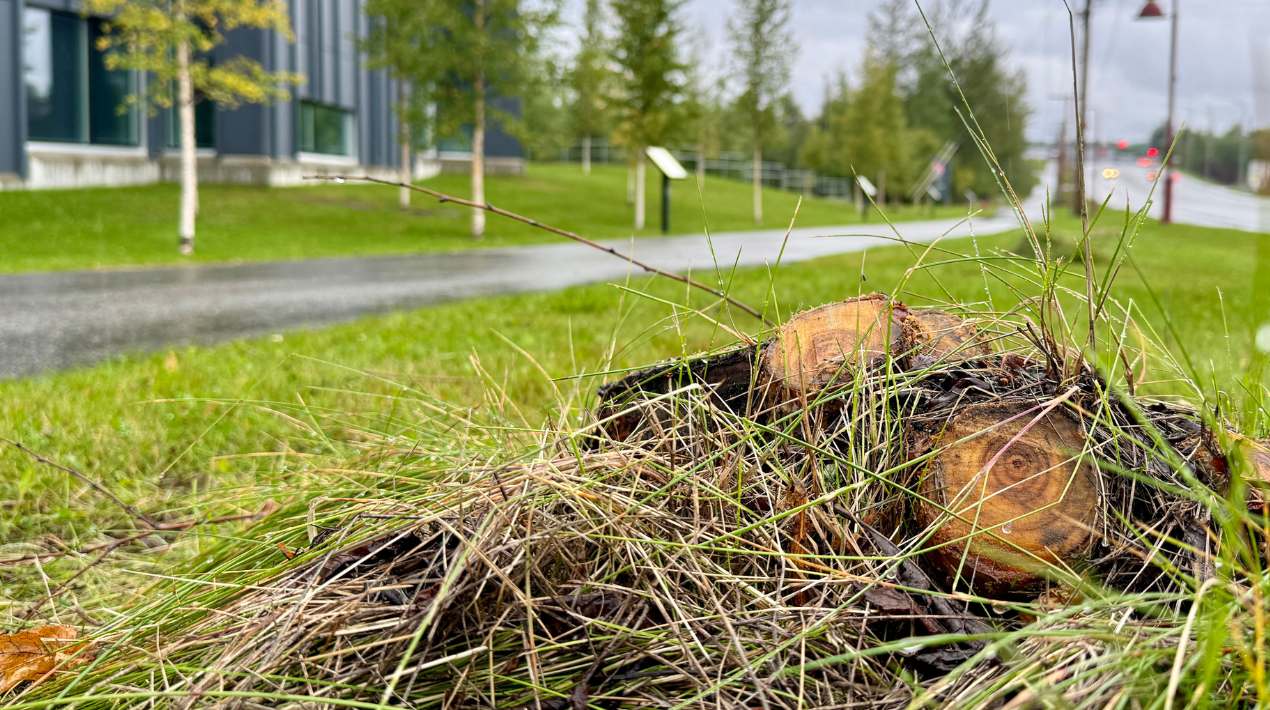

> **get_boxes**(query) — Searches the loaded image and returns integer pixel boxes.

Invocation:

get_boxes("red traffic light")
[1116,139,1129,150]
[1146,146,1160,158]
[1137,157,1153,168]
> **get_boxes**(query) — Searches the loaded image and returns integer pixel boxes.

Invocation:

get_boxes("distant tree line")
[1148,124,1266,188]
[365,0,1038,233]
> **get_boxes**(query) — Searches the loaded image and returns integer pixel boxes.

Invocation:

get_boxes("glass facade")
[299,101,353,156]
[22,8,139,146]
[23,9,85,142]
[166,100,217,149]
[87,21,139,145]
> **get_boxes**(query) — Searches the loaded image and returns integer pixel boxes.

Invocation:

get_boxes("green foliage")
[727,0,795,147]
[84,0,298,111]
[843,55,909,191]
[610,0,687,150]
[1149,124,1256,186]
[568,0,612,141]
[903,0,1035,199]
[363,0,559,144]
[799,73,850,176]
[794,0,1036,201]
[515,52,574,160]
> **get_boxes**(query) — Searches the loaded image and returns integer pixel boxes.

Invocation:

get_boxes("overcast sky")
[561,0,1269,143]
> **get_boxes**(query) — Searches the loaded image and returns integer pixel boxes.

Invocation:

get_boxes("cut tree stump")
[762,294,909,397]
[596,296,995,438]
[1236,438,1270,511]
[595,345,756,442]
[906,308,992,368]
[915,401,1099,594]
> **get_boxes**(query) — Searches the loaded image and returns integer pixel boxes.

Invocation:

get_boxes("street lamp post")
[1138,0,1178,224]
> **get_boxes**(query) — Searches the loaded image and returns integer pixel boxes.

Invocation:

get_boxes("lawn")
[0,162,967,273]
[1,209,1267,704]
[0,215,1265,556]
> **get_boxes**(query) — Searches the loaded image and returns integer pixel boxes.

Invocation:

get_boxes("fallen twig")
[306,174,773,326]
[1,503,278,569]
[4,438,159,529]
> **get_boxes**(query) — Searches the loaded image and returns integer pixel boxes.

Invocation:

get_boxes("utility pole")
[1138,0,1178,222]
[1056,111,1069,210]
[1072,0,1093,216]
[1163,0,1178,224]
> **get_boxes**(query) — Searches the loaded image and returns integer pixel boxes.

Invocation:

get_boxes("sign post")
[856,175,877,220]
[645,147,688,233]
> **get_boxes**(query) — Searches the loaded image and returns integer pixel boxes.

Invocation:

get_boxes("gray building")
[0,0,523,190]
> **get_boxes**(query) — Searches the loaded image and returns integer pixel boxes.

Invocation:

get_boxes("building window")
[22,9,84,143]
[166,100,216,149]
[22,8,139,146]
[299,101,354,156]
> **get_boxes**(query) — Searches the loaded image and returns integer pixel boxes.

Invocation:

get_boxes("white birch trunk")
[581,135,591,175]
[471,72,486,239]
[176,31,197,255]
[752,143,763,225]
[397,81,411,209]
[634,154,646,230]
[471,0,486,239]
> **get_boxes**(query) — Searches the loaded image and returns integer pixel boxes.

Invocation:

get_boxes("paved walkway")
[0,207,1031,379]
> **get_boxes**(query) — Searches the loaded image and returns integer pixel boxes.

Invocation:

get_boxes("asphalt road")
[1087,154,1270,233]
[0,206,1031,380]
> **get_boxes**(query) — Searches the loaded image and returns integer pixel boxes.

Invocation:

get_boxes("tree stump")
[1237,438,1270,511]
[761,294,909,397]
[906,308,992,368]
[915,401,1099,594]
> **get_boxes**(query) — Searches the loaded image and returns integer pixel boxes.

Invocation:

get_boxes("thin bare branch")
[306,174,773,326]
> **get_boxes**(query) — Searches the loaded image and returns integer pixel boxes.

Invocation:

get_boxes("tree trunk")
[752,143,763,225]
[176,32,197,256]
[397,81,411,209]
[471,72,486,239]
[600,296,990,434]
[582,135,592,176]
[470,0,486,239]
[914,401,1099,594]
[762,294,906,396]
[634,153,646,230]
[626,159,635,205]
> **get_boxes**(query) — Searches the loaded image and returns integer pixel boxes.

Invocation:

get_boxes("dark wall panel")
[0,0,23,177]
[216,28,272,156]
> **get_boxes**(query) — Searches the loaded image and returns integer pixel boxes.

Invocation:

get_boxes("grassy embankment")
[0,162,967,273]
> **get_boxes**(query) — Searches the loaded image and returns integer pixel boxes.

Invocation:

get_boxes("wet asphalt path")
[0,208,1034,379]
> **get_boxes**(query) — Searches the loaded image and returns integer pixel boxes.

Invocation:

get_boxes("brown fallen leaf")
[0,625,91,693]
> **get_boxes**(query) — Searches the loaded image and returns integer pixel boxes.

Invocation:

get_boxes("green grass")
[0,215,1264,553]
[0,162,967,273]
[0,208,1267,705]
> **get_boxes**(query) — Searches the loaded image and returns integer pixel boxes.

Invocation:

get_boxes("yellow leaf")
[0,626,92,694]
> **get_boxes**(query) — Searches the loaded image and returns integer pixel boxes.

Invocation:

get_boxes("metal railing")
[561,141,861,200]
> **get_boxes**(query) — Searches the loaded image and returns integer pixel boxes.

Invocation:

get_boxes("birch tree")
[569,0,609,175]
[728,0,794,225]
[611,0,686,230]
[363,2,441,210]
[371,0,555,239]
[86,0,296,255]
